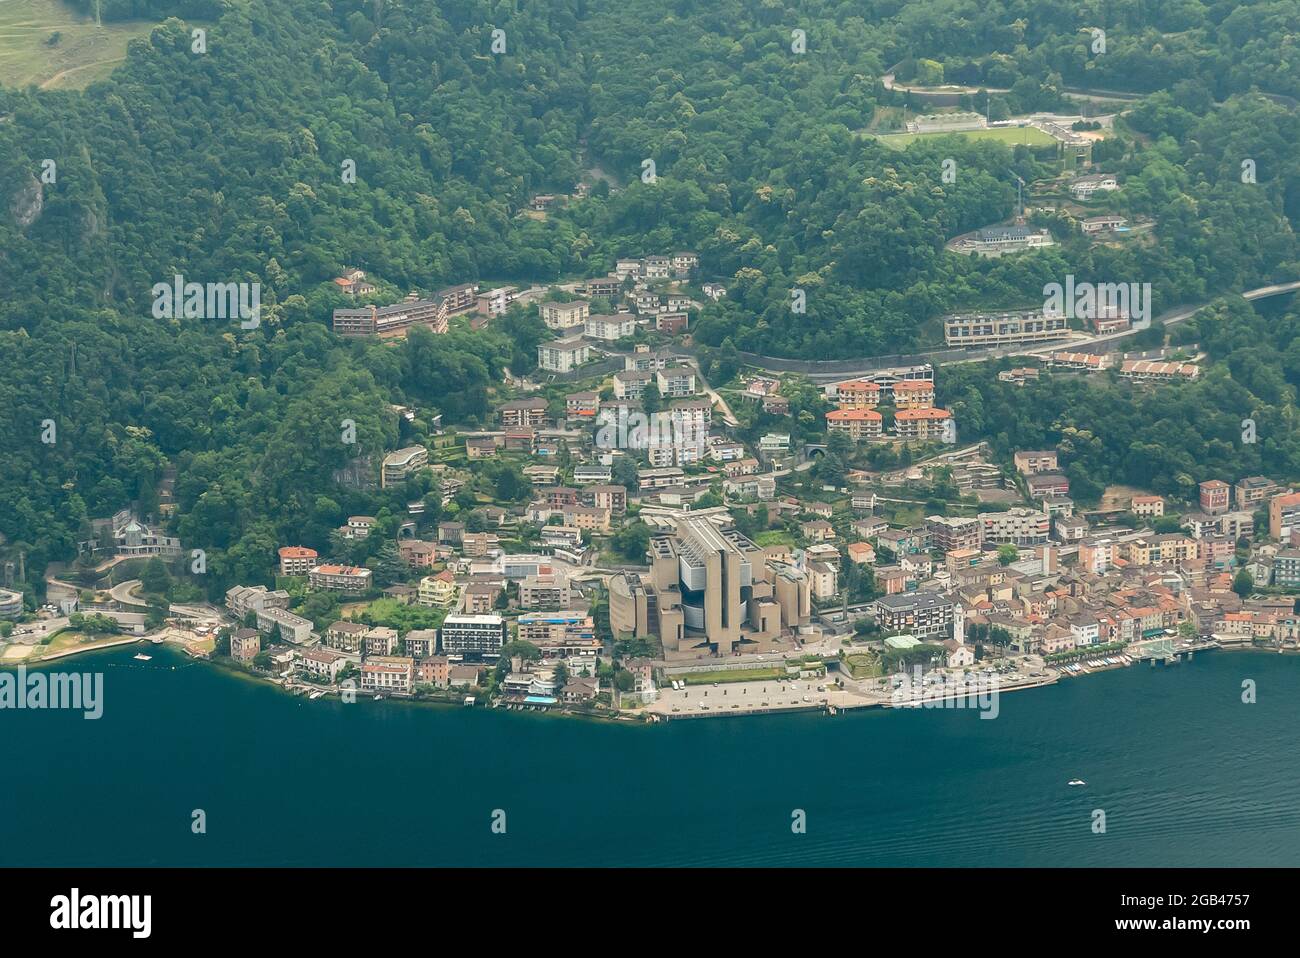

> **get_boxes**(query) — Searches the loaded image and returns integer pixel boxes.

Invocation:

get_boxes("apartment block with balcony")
[381,446,428,489]
[943,310,1069,347]
[979,508,1050,545]
[539,300,590,331]
[538,336,591,373]
[308,564,373,592]
[825,408,883,441]
[278,546,318,577]
[439,614,508,659]
[893,407,953,441]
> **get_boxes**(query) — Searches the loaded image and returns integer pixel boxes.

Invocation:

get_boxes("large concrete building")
[608,515,811,656]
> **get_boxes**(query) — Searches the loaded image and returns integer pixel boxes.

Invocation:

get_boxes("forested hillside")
[3,0,1300,595]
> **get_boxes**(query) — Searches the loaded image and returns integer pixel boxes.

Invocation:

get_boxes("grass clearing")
[680,667,786,685]
[0,0,158,89]
[845,653,883,679]
[870,125,1059,150]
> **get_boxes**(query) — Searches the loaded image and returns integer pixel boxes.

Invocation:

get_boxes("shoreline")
[3,633,1289,724]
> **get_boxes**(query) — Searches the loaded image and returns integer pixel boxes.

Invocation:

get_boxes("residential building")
[418,571,460,608]
[537,336,591,373]
[1119,360,1199,382]
[519,573,575,610]
[656,312,689,335]
[1200,480,1231,515]
[344,516,374,539]
[1026,473,1070,500]
[1013,450,1058,475]
[226,584,290,619]
[499,397,548,429]
[255,606,313,644]
[583,484,627,514]
[437,283,478,315]
[381,446,428,488]
[332,296,448,338]
[230,628,261,663]
[332,269,375,297]
[475,286,517,318]
[1127,534,1198,567]
[1068,173,1119,200]
[808,560,838,601]
[1236,476,1279,510]
[612,369,653,400]
[943,310,1069,347]
[361,656,415,693]
[1078,538,1117,574]
[1130,495,1165,518]
[585,314,635,341]
[439,614,508,659]
[893,407,953,441]
[539,300,590,331]
[363,627,399,657]
[872,591,955,639]
[847,542,877,566]
[925,515,981,553]
[566,391,601,420]
[277,546,318,577]
[299,648,348,683]
[416,655,452,688]
[1274,550,1300,588]
[656,366,697,398]
[825,408,883,441]
[323,620,368,653]
[1269,491,1300,541]
[891,380,935,409]
[398,539,441,570]
[585,276,622,299]
[309,564,373,593]
[1046,351,1108,372]
[834,380,881,410]
[1080,214,1127,234]
[980,509,1050,545]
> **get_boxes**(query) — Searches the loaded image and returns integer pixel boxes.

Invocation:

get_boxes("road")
[881,73,1142,105]
[109,578,145,606]
[733,280,1300,384]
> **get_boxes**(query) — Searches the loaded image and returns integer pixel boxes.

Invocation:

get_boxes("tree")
[368,541,408,588]
[140,557,171,596]
[1232,569,1255,598]
[613,456,639,489]
[996,544,1019,566]
[611,521,652,561]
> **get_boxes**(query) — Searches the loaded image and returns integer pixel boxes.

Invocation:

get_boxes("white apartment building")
[979,508,1051,545]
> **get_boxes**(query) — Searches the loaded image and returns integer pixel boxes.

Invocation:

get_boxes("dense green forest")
[940,295,1300,502]
[2,0,1300,599]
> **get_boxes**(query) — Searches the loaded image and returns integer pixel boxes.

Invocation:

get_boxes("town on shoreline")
[5,249,1298,721]
[5,150,1300,718]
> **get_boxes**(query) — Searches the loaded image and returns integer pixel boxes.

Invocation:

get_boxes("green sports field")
[871,125,1060,149]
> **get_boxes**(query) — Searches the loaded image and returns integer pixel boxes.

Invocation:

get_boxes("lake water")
[2,646,1297,866]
